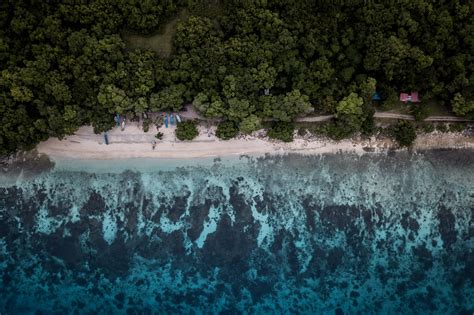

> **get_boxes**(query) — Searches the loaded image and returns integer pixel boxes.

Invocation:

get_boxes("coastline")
[34,122,474,161]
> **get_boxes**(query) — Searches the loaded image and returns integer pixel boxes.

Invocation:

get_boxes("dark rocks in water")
[0,150,472,313]
[88,235,132,279]
[437,206,457,249]
[186,199,212,242]
[286,239,300,275]
[47,235,84,269]
[327,247,344,272]
[401,211,420,233]
[114,292,125,303]
[376,265,390,285]
[81,191,107,216]
[199,214,249,271]
[166,193,190,222]
[302,196,319,231]
[320,205,360,232]
[247,281,273,303]
[361,208,374,233]
[410,269,427,283]
[412,243,433,269]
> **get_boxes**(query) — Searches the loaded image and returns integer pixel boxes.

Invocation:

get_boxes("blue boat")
[165,114,169,128]
[170,113,175,125]
[114,114,120,127]
[104,133,109,145]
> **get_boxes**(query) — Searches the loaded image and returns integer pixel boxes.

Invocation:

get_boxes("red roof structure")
[400,91,420,103]
[400,93,409,102]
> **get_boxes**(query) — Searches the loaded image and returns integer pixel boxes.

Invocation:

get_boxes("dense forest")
[1,0,473,153]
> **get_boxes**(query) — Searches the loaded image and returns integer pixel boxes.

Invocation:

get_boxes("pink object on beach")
[400,92,420,103]
[400,93,409,102]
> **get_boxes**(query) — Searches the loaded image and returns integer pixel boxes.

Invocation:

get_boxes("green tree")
[216,121,239,140]
[227,98,254,121]
[150,84,185,112]
[192,92,225,118]
[250,62,277,90]
[10,85,34,102]
[335,92,365,131]
[97,84,130,114]
[240,114,262,134]
[267,121,294,142]
[174,16,221,51]
[452,93,474,118]
[175,120,199,141]
[267,90,312,121]
[392,120,416,147]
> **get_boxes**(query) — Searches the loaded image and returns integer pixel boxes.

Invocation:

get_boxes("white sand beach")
[36,121,474,160]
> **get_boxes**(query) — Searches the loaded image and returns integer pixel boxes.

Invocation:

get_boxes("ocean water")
[0,151,473,314]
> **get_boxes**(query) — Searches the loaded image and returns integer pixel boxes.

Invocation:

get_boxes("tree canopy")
[1,0,473,153]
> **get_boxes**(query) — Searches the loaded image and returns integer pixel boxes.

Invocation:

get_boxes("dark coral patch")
[401,212,420,232]
[437,206,457,249]
[81,191,106,216]
[186,199,212,242]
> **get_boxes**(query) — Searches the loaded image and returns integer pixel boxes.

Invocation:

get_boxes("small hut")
[400,92,420,103]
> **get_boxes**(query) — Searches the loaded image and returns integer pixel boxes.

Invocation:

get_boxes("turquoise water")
[0,151,473,314]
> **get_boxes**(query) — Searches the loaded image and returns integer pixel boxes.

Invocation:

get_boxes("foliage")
[421,123,435,134]
[436,123,448,133]
[451,93,474,119]
[240,115,261,134]
[448,123,465,133]
[143,117,151,132]
[335,92,365,133]
[297,128,307,137]
[216,121,239,140]
[267,122,294,142]
[150,84,186,112]
[267,90,313,122]
[392,120,416,147]
[155,132,164,140]
[1,1,474,153]
[410,104,429,122]
[323,122,353,141]
[380,88,400,111]
[192,92,225,118]
[175,120,199,140]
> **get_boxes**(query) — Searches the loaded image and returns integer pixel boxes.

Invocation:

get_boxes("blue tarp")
[372,92,381,101]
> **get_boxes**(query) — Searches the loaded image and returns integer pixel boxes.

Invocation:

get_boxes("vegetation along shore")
[1,1,473,156]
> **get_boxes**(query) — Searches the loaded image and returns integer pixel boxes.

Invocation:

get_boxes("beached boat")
[114,114,120,127]
[165,114,169,128]
[121,119,125,131]
[104,133,109,145]
[176,114,182,123]
[170,113,175,125]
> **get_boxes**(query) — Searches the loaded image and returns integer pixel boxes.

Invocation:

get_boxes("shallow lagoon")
[0,150,473,314]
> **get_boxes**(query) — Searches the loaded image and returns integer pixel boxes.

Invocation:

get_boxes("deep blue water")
[0,151,473,314]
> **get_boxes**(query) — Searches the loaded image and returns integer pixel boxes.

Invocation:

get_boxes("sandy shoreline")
[35,122,474,161]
